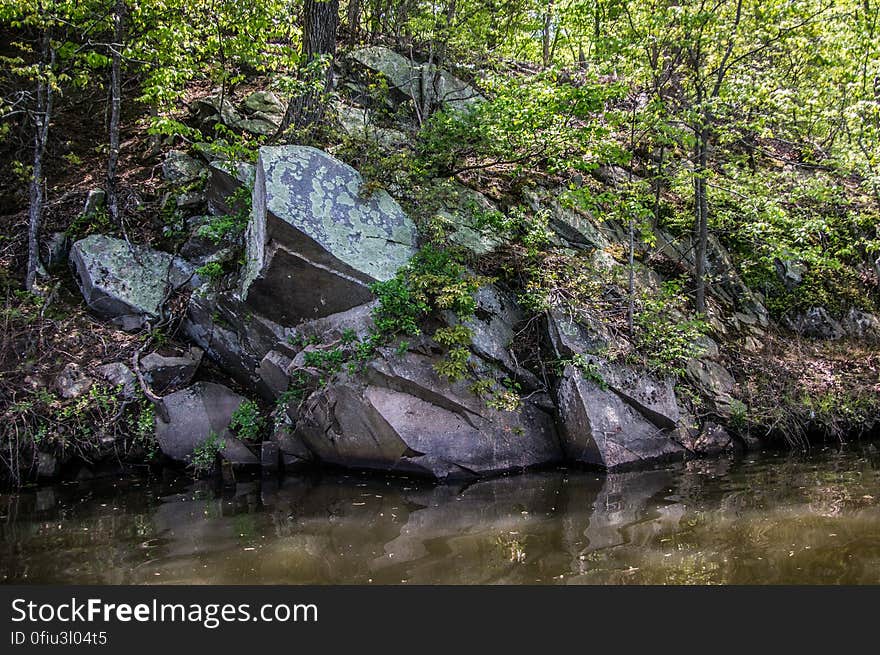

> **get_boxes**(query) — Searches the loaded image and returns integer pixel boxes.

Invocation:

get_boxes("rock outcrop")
[297,348,561,480]
[69,235,197,330]
[556,363,685,470]
[155,382,258,467]
[349,46,483,113]
[240,145,417,325]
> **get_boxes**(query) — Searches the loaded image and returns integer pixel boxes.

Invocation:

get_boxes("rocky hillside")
[2,46,879,486]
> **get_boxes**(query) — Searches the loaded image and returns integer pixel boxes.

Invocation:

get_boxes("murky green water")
[2,447,880,584]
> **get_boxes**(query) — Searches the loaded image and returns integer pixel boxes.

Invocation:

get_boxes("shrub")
[229,400,264,441]
[190,431,224,476]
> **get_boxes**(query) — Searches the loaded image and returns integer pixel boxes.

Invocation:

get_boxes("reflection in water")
[2,448,880,584]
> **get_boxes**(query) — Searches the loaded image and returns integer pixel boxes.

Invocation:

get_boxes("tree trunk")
[277,0,339,135]
[107,0,125,232]
[25,31,53,292]
[542,0,554,68]
[347,0,360,37]
[693,124,709,314]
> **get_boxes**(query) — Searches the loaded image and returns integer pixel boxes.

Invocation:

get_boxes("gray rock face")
[350,46,483,113]
[692,421,734,455]
[785,306,844,339]
[180,215,235,266]
[774,258,805,291]
[70,235,197,330]
[655,231,769,325]
[296,348,561,480]
[141,347,203,392]
[525,188,609,249]
[842,308,880,339]
[207,160,255,217]
[240,146,417,325]
[271,425,313,471]
[444,285,534,384]
[430,181,501,255]
[36,452,59,478]
[260,441,279,473]
[556,365,685,470]
[243,90,286,117]
[82,188,106,217]
[685,359,737,417]
[155,382,258,467]
[184,290,292,392]
[546,308,610,359]
[163,150,207,184]
[44,231,70,270]
[192,93,243,129]
[335,102,408,150]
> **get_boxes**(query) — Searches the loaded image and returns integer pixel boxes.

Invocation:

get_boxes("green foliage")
[565,354,608,390]
[190,431,224,476]
[370,245,488,379]
[196,189,251,244]
[370,245,487,336]
[417,71,624,178]
[633,280,708,377]
[195,261,225,282]
[229,400,264,442]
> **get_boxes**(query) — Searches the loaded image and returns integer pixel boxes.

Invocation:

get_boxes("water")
[2,448,880,584]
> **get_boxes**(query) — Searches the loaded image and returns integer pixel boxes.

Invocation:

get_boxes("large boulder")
[443,285,535,385]
[184,289,294,392]
[349,46,483,113]
[296,348,562,480]
[242,90,286,117]
[155,382,258,467]
[556,365,685,470]
[335,102,409,150]
[524,188,609,250]
[240,145,417,325]
[545,307,610,359]
[69,235,197,330]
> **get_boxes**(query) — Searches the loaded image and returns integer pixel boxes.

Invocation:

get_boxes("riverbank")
[2,45,879,488]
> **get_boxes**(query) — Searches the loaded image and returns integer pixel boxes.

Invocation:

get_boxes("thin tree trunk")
[542,0,554,68]
[693,123,709,314]
[277,0,340,135]
[107,0,125,232]
[26,30,53,291]
[347,0,360,37]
